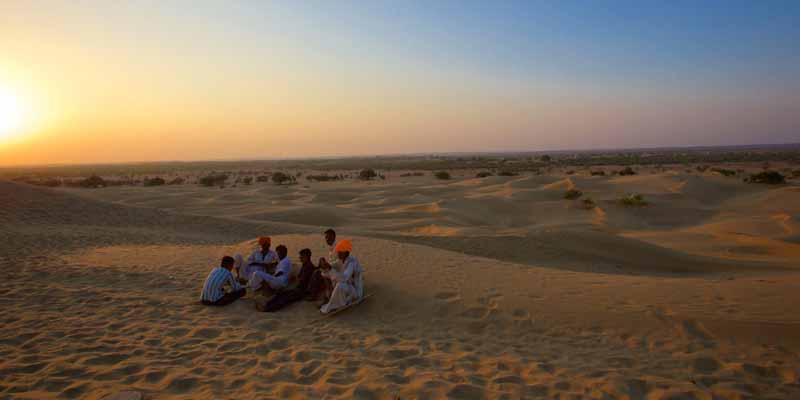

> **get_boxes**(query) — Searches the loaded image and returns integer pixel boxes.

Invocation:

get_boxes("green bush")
[564,189,583,199]
[746,171,786,184]
[434,171,451,180]
[620,194,647,206]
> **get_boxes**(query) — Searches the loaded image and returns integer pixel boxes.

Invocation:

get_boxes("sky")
[0,0,799,166]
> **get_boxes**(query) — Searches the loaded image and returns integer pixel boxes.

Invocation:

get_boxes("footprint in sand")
[434,291,461,303]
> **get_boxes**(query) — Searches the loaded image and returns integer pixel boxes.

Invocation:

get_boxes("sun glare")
[0,88,26,140]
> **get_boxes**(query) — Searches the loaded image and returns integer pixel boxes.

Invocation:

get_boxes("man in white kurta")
[320,239,363,314]
[234,236,278,282]
[249,245,292,292]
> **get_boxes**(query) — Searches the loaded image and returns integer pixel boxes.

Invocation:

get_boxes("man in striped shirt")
[200,256,246,306]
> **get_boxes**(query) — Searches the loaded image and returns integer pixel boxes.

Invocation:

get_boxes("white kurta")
[320,255,364,314]
[248,257,292,291]
[235,249,278,280]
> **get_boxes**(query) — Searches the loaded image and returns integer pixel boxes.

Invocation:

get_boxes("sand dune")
[2,169,800,399]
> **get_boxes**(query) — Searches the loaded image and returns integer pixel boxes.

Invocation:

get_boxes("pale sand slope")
[1,175,799,399]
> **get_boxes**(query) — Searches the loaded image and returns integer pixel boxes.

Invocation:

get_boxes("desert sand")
[2,167,800,399]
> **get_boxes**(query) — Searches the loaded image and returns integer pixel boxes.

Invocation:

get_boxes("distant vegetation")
[590,170,606,176]
[434,171,451,180]
[582,197,596,210]
[400,172,424,177]
[143,177,166,187]
[540,154,552,162]
[475,171,493,178]
[497,171,517,176]
[256,175,270,183]
[199,174,228,187]
[271,172,294,185]
[80,175,107,188]
[359,169,378,180]
[620,194,647,206]
[306,174,341,182]
[746,171,786,185]
[617,166,637,176]
[564,189,583,199]
[168,177,185,185]
[711,168,736,177]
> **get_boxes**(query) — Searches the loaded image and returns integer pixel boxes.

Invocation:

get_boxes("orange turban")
[334,239,353,253]
[258,236,271,246]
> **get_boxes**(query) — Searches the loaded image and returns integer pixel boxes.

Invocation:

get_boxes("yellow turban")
[258,236,271,246]
[334,239,353,253]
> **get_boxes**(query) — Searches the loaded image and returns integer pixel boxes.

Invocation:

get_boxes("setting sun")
[0,88,25,140]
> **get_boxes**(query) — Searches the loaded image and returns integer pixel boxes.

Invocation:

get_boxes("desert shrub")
[256,175,270,182]
[271,172,292,185]
[143,177,166,187]
[168,177,185,185]
[746,171,786,185]
[497,170,517,176]
[565,170,575,175]
[306,174,340,182]
[696,165,710,172]
[79,175,107,188]
[475,171,493,178]
[711,168,736,177]
[242,176,253,185]
[792,169,800,178]
[618,166,637,176]
[590,170,606,176]
[359,169,377,180]
[400,172,424,177]
[582,197,596,210]
[540,154,552,162]
[434,171,451,180]
[564,189,583,199]
[620,194,647,206]
[199,174,228,187]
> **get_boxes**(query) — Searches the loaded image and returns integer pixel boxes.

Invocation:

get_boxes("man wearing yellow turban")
[320,239,363,314]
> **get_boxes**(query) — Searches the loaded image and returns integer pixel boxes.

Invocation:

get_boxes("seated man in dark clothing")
[297,248,326,300]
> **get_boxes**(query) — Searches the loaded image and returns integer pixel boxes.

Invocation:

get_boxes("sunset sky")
[1,1,799,166]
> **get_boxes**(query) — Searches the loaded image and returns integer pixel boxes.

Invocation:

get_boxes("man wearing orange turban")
[320,238,363,314]
[233,236,278,283]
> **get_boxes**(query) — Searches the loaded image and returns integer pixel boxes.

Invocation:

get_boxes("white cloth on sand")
[248,256,292,291]
[320,255,363,314]
[234,249,278,280]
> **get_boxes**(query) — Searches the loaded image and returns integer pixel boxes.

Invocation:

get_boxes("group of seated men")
[199,229,364,314]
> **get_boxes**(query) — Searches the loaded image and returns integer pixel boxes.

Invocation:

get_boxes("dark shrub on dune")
[400,172,424,177]
[540,154,552,162]
[359,169,378,180]
[582,197,596,210]
[564,189,583,199]
[306,174,340,182]
[256,175,270,182]
[618,166,637,176]
[711,168,736,177]
[80,175,107,188]
[143,177,166,187]
[590,170,606,176]
[199,174,228,187]
[746,171,786,185]
[620,194,647,206]
[475,171,493,178]
[565,170,575,175]
[497,170,517,176]
[434,171,451,180]
[271,172,292,185]
[168,177,185,185]
[242,176,253,185]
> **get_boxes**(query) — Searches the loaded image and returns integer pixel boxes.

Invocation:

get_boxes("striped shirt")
[200,267,242,303]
